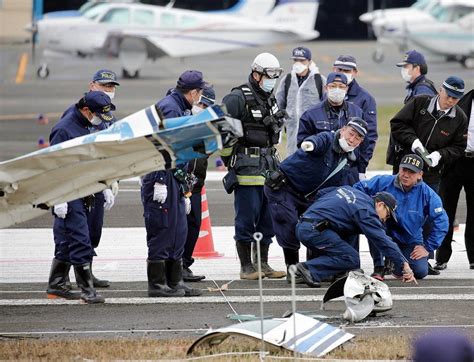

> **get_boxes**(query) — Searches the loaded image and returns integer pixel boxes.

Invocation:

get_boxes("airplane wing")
[0,105,242,228]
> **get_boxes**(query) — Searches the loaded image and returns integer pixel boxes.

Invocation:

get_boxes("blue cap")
[413,330,473,362]
[199,86,216,107]
[396,50,426,67]
[442,76,465,98]
[84,91,115,123]
[177,70,206,89]
[92,69,120,85]
[333,55,357,70]
[326,72,348,85]
[347,117,368,137]
[292,47,311,60]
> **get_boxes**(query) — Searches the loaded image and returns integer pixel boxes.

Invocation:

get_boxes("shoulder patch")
[434,207,443,213]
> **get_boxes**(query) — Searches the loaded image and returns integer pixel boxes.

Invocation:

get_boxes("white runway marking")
[2,294,474,306]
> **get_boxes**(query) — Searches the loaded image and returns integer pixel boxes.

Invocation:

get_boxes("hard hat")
[251,52,283,79]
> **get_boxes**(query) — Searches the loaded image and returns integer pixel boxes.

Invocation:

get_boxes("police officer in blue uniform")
[354,154,449,280]
[220,53,287,280]
[61,69,121,288]
[142,70,205,297]
[332,55,378,180]
[294,187,417,287]
[396,50,437,104]
[46,91,115,303]
[297,72,367,183]
[264,118,368,276]
[183,86,216,282]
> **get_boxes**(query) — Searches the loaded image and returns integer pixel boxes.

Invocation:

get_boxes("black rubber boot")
[166,259,201,296]
[283,248,304,284]
[147,260,185,297]
[73,263,105,304]
[91,259,110,288]
[46,258,81,300]
[64,262,73,290]
[252,243,286,279]
[295,262,321,288]
[236,241,264,280]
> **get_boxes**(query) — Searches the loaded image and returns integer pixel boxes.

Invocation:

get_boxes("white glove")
[103,189,115,211]
[111,181,119,197]
[301,141,315,152]
[411,138,425,153]
[184,197,191,215]
[153,183,167,203]
[426,151,441,167]
[54,203,68,219]
[359,173,367,181]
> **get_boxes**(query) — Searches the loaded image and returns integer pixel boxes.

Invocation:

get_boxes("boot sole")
[264,272,286,279]
[80,298,105,304]
[47,292,81,300]
[240,272,265,280]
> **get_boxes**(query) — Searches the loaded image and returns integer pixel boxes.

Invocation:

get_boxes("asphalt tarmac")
[1,41,473,345]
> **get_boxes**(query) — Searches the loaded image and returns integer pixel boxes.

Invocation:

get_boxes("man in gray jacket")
[275,46,326,156]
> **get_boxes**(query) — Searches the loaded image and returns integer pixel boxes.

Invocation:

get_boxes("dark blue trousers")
[234,185,274,245]
[183,191,202,268]
[265,184,311,250]
[53,199,93,265]
[87,192,105,253]
[296,221,360,282]
[142,175,187,260]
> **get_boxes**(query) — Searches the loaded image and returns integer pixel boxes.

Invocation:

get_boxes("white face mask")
[90,114,102,126]
[292,62,307,75]
[327,88,346,104]
[192,105,203,115]
[401,67,412,82]
[343,73,353,84]
[104,91,115,100]
[262,78,277,93]
[338,135,356,152]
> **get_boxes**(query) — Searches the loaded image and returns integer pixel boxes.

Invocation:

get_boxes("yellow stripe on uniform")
[236,175,265,186]
[15,53,28,84]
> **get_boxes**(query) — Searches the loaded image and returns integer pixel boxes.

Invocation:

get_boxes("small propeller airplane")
[30,0,319,79]
[0,104,243,228]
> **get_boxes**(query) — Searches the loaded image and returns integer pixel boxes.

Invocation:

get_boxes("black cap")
[400,154,424,173]
[375,191,398,222]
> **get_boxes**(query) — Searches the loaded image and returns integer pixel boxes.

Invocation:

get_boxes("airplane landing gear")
[122,68,140,79]
[461,57,474,69]
[372,48,384,63]
[37,64,49,79]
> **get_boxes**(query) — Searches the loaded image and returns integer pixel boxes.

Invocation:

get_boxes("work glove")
[54,203,68,219]
[111,181,119,197]
[153,183,167,203]
[359,173,367,181]
[184,197,191,215]
[103,189,115,211]
[426,151,441,168]
[301,141,314,152]
[411,138,425,153]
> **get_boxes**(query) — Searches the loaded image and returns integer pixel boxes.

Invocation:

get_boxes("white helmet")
[251,52,283,79]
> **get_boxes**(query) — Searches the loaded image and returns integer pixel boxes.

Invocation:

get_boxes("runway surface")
[1,41,473,343]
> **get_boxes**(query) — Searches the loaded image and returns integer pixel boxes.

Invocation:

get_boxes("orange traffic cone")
[192,186,223,258]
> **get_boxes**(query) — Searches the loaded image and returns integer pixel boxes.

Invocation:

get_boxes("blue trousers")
[183,191,202,268]
[234,185,274,244]
[87,192,105,252]
[265,184,311,250]
[370,243,428,279]
[142,175,187,260]
[53,199,93,265]
[296,221,360,282]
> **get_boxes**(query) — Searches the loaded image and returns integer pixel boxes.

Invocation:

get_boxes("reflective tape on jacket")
[236,175,265,185]
[220,147,234,157]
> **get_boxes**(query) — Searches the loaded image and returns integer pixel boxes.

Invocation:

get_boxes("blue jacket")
[297,99,369,173]
[353,174,448,252]
[50,106,94,145]
[142,91,192,188]
[280,131,358,194]
[303,186,408,267]
[405,75,436,104]
[346,79,378,164]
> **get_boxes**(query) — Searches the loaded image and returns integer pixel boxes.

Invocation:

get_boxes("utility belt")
[299,218,331,232]
[465,150,474,158]
[238,146,275,157]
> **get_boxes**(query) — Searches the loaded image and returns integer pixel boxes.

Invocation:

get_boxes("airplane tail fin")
[267,0,319,35]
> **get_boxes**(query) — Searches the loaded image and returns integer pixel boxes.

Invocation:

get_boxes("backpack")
[283,72,323,102]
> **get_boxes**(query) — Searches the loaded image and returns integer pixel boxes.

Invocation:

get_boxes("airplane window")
[449,7,473,23]
[82,3,109,20]
[101,8,130,25]
[412,0,432,11]
[161,13,176,27]
[181,15,198,28]
[133,10,155,26]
